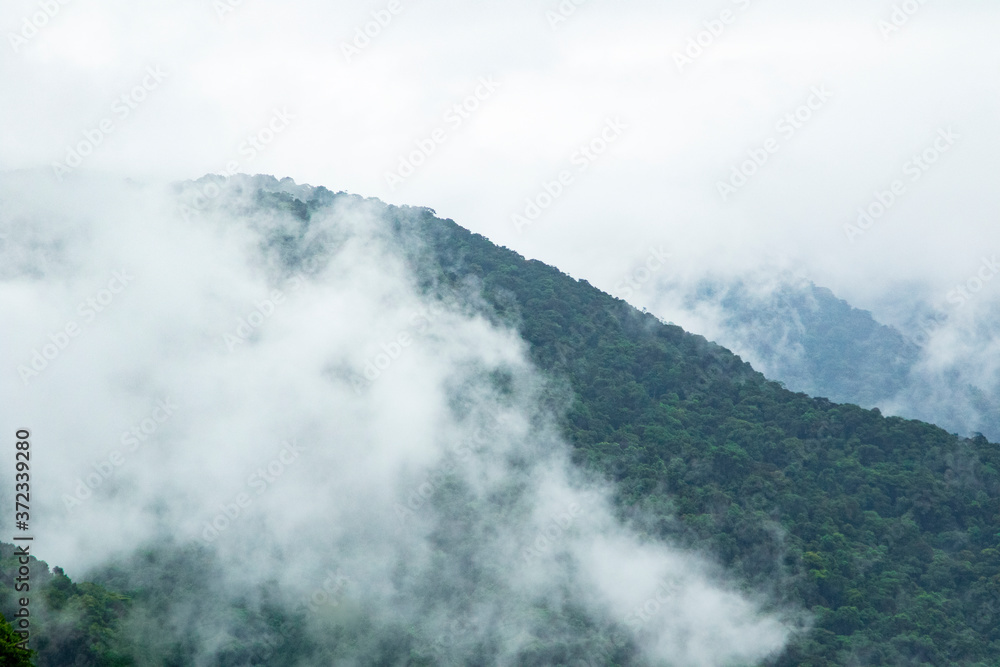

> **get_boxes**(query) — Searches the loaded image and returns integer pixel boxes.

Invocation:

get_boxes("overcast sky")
[2,0,999,319]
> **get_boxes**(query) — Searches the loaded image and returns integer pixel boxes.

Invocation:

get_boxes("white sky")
[2,0,999,318]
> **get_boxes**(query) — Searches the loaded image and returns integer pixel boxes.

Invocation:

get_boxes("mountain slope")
[377,187,1000,665]
[2,175,999,665]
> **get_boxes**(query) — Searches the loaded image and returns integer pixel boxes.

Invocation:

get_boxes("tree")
[0,613,33,666]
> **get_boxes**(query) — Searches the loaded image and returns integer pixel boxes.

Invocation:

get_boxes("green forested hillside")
[2,183,999,665]
[0,544,130,666]
[394,197,1000,665]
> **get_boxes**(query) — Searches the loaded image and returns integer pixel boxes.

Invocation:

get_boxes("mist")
[3,0,998,454]
[2,0,998,318]
[0,172,797,664]
[620,263,1000,442]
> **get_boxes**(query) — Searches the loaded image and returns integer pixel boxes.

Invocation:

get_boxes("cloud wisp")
[0,172,797,664]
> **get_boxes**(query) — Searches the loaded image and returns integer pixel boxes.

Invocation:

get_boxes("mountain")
[648,276,1000,443]
[2,175,999,665]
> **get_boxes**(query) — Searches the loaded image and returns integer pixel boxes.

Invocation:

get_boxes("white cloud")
[0,173,798,663]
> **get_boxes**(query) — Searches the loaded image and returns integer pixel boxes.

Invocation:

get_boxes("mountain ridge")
[2,174,998,665]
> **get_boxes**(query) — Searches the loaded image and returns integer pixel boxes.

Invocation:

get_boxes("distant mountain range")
[648,275,1000,443]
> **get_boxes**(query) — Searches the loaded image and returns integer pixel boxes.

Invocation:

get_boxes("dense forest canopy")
[3,179,998,665]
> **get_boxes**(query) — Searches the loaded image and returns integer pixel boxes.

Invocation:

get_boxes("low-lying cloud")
[0,172,798,664]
